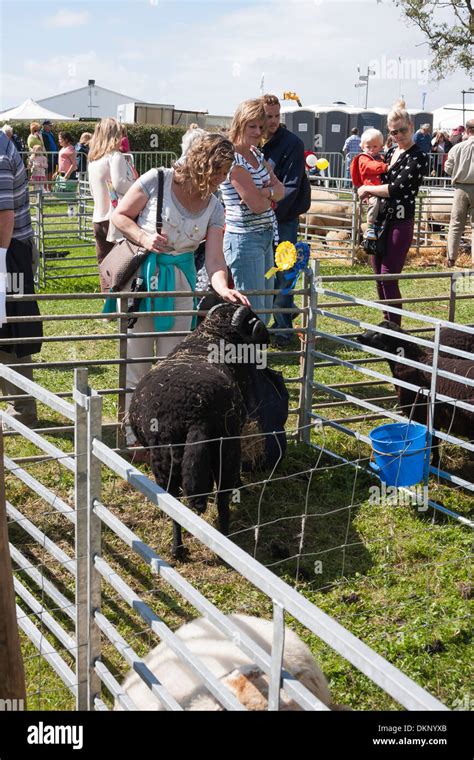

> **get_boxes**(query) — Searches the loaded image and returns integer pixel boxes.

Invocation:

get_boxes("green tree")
[394,0,473,78]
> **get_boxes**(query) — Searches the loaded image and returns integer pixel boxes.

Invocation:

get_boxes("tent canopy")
[0,98,74,122]
[432,103,474,130]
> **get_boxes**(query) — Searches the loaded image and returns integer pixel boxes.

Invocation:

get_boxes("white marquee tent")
[432,103,474,130]
[0,98,74,122]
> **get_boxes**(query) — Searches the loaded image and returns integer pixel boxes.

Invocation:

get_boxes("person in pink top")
[119,124,130,153]
[57,131,78,179]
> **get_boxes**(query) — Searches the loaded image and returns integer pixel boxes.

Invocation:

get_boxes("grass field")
[5,208,473,711]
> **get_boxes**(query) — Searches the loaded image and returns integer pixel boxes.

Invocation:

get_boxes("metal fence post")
[74,368,89,710]
[427,323,441,478]
[117,296,128,451]
[268,602,285,711]
[351,188,359,265]
[415,193,423,256]
[87,387,103,709]
[448,273,457,323]
[301,260,319,445]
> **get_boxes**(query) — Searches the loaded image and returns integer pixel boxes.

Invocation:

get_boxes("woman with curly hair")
[111,132,250,450]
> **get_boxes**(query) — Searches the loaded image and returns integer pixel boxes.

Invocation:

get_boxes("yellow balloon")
[316,158,329,171]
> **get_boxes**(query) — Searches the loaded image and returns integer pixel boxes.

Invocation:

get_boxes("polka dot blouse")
[379,144,428,222]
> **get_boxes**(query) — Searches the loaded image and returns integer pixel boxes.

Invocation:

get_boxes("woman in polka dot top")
[358,101,428,325]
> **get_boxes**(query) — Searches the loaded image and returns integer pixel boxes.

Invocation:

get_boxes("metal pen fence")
[0,289,308,464]
[20,150,471,283]
[301,262,474,522]
[2,363,451,711]
[300,184,472,263]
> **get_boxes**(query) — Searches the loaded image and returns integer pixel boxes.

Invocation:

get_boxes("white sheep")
[115,614,349,711]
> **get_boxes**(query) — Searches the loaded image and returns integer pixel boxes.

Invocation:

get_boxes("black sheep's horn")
[231,306,251,334]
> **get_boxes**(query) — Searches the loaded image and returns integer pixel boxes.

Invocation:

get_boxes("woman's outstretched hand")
[216,286,250,306]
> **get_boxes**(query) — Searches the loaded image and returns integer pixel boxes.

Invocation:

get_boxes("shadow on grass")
[228,442,374,592]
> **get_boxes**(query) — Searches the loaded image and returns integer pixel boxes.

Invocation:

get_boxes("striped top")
[220,147,277,237]
[0,132,33,242]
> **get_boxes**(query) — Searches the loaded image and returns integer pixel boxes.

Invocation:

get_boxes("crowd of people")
[0,97,472,441]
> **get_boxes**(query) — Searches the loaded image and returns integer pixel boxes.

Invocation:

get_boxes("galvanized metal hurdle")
[1,364,449,711]
[300,261,474,527]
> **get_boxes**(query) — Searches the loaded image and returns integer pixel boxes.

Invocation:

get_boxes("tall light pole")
[355,66,376,109]
[462,89,474,123]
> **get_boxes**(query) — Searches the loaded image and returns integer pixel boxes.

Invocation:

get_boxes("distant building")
[118,101,232,130]
[34,81,232,129]
[37,82,140,119]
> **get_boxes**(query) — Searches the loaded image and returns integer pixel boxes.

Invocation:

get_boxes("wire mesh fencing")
[2,364,456,712]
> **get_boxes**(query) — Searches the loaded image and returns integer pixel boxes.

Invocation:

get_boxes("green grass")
[6,207,474,711]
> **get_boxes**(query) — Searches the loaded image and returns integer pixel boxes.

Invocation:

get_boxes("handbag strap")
[156,168,164,234]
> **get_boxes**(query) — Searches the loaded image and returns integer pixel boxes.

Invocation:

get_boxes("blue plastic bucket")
[368,422,430,487]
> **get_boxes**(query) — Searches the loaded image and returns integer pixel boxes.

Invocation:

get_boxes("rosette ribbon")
[281,241,311,293]
[265,241,297,279]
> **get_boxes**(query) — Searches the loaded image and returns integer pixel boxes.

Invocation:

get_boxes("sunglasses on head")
[389,126,410,136]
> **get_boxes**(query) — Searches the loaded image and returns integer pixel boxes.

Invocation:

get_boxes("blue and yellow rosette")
[265,241,297,279]
[281,241,311,293]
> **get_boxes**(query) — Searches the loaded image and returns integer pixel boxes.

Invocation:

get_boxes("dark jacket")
[75,142,89,173]
[0,238,43,357]
[262,125,311,223]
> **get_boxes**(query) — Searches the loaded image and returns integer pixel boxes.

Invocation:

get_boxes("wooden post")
[0,424,26,707]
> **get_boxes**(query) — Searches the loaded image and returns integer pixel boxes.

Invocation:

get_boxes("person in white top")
[111,133,250,455]
[444,118,474,266]
[88,118,136,291]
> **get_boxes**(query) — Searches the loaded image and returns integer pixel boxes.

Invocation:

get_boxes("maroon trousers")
[371,219,414,326]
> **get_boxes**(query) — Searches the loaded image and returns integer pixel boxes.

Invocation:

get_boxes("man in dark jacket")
[40,120,58,179]
[262,94,311,346]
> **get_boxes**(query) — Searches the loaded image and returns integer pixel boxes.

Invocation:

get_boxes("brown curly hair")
[174,133,234,199]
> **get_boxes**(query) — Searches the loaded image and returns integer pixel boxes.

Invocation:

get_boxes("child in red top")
[350,129,388,240]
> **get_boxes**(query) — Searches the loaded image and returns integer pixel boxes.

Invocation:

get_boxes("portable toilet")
[313,107,349,152]
[411,111,433,132]
[349,110,383,136]
[280,107,315,151]
[291,109,316,151]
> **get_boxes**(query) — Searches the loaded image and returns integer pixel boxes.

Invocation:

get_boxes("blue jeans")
[224,229,274,324]
[272,218,299,338]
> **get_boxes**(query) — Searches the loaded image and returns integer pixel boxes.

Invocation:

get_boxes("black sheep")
[357,320,474,467]
[129,303,270,558]
[438,325,474,357]
[196,291,289,471]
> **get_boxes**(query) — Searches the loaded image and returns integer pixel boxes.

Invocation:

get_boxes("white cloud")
[45,9,90,28]
[1,0,469,115]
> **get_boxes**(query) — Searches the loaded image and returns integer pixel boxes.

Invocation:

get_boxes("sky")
[0,0,472,115]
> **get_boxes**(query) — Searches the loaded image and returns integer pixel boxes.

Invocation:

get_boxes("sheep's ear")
[198,291,224,314]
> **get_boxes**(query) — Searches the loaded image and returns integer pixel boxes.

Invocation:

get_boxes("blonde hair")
[32,144,43,153]
[387,99,411,129]
[228,99,267,144]
[361,128,384,147]
[181,125,207,157]
[79,132,92,145]
[174,133,234,199]
[30,121,41,134]
[88,118,122,161]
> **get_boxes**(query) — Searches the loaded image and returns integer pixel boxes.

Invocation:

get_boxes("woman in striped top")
[220,99,285,323]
